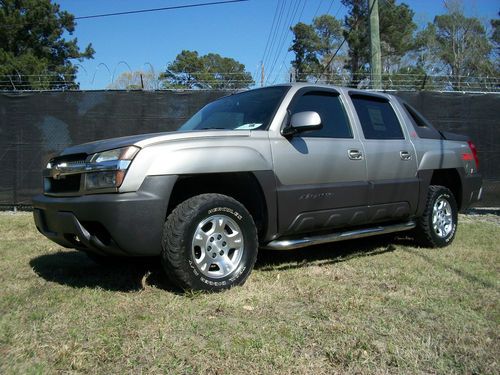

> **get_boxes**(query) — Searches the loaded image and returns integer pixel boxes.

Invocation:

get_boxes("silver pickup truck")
[33,83,482,291]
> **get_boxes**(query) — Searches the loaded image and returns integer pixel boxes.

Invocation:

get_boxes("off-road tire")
[414,185,458,248]
[161,193,258,292]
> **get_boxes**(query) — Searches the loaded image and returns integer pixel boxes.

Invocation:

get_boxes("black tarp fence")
[0,90,499,207]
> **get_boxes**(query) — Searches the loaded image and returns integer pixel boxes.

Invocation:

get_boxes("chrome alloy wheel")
[191,215,244,279]
[432,197,453,238]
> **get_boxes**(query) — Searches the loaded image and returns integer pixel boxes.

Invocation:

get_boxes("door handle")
[400,151,412,160]
[348,149,363,160]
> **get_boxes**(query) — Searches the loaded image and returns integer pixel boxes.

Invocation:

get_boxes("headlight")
[90,146,140,163]
[84,146,140,191]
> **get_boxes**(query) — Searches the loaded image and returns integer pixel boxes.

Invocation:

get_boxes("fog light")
[85,171,118,190]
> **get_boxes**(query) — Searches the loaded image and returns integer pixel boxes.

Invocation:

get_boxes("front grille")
[51,153,88,167]
[63,160,86,167]
[45,174,82,194]
[44,153,87,195]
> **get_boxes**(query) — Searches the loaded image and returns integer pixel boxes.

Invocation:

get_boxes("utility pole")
[260,62,265,87]
[369,0,382,90]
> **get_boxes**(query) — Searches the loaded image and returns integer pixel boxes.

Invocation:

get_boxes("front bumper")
[32,175,177,256]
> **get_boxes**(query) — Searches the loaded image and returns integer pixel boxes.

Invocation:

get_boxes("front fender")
[149,146,271,175]
[121,139,273,192]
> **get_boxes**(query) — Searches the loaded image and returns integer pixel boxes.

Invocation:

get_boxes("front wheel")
[161,194,258,292]
[414,185,458,247]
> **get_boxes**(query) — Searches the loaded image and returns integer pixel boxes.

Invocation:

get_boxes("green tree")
[342,0,368,84]
[491,13,500,70]
[160,50,253,89]
[342,0,416,85]
[108,71,159,90]
[289,22,321,81]
[416,1,494,90]
[378,1,416,71]
[493,15,500,47]
[382,65,427,90]
[0,0,94,90]
[312,15,345,83]
[289,15,344,82]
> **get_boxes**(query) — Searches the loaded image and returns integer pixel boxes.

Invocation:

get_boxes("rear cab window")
[399,100,443,140]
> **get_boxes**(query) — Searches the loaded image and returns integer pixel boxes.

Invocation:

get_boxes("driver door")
[270,88,369,235]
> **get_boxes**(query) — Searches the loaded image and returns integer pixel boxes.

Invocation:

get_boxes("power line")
[266,0,300,77]
[265,0,302,84]
[324,0,335,16]
[267,0,305,84]
[272,0,332,84]
[75,0,249,20]
[315,0,376,83]
[262,0,288,72]
[333,1,343,18]
[260,1,282,65]
[273,2,306,84]
[256,0,282,82]
[312,0,324,20]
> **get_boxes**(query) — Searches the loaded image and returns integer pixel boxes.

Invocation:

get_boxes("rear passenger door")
[348,93,419,214]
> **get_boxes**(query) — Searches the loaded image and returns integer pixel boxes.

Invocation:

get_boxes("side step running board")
[263,221,416,251]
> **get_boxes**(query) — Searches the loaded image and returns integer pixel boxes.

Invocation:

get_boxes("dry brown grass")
[0,212,499,374]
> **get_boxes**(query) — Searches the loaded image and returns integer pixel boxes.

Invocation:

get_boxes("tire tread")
[161,193,257,291]
[414,185,457,248]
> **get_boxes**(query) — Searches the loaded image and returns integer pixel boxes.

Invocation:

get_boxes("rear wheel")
[161,193,258,292]
[414,185,458,247]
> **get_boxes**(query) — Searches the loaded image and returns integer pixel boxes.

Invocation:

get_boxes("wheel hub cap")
[191,215,244,279]
[432,197,453,238]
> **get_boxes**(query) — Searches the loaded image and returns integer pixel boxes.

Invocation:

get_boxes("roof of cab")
[269,82,394,101]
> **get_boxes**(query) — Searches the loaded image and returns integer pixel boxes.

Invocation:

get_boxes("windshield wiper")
[201,127,226,130]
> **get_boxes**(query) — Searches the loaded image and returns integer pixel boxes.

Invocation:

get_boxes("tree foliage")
[289,22,321,80]
[342,0,416,83]
[491,13,500,69]
[290,1,416,85]
[160,50,253,89]
[493,15,500,47]
[108,71,159,90]
[416,2,494,89]
[289,15,344,82]
[313,15,344,61]
[287,0,498,91]
[342,0,369,83]
[0,0,94,90]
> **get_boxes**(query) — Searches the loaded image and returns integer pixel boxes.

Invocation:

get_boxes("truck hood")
[60,130,252,156]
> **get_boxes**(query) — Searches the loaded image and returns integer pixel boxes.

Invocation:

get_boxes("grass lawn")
[0,212,498,374]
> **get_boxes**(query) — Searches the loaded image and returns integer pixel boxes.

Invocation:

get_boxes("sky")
[55,0,500,90]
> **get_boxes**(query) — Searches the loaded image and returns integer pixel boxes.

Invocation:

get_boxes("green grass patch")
[0,213,499,374]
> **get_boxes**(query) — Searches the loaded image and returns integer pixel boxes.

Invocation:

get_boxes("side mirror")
[283,111,322,136]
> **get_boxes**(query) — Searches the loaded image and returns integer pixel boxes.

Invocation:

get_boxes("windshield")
[179,86,289,131]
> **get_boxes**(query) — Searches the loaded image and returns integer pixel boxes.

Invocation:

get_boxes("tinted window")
[180,86,289,131]
[351,95,404,140]
[401,102,442,140]
[291,91,352,138]
[404,103,430,128]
